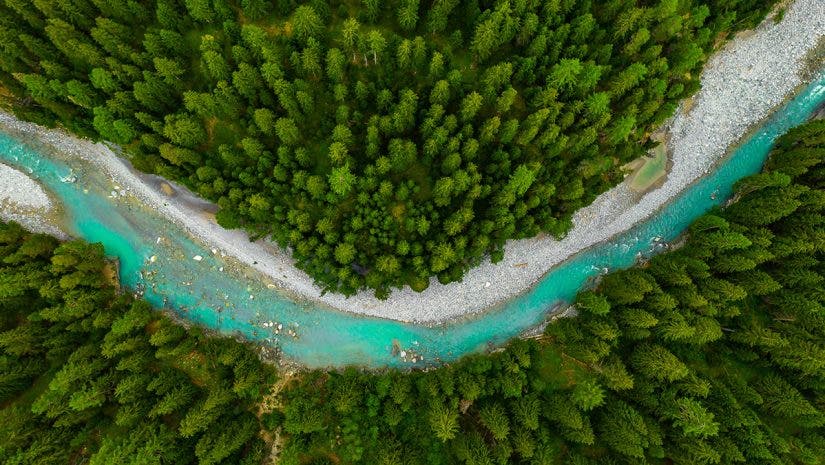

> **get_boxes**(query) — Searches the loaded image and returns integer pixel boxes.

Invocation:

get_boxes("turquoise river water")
[1,73,824,368]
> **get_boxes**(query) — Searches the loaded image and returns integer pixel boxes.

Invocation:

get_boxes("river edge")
[0,0,822,326]
[0,162,68,239]
[514,72,825,344]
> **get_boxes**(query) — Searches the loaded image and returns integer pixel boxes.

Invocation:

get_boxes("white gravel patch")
[0,162,67,238]
[0,0,821,324]
[0,163,51,210]
[325,0,824,322]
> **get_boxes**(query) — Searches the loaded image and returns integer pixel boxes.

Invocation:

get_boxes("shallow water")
[1,73,823,368]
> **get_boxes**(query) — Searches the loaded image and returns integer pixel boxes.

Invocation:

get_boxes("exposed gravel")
[0,163,51,210]
[0,0,822,323]
[0,162,67,237]
[325,0,824,322]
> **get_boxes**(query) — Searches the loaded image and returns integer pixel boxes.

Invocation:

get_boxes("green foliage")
[276,120,825,464]
[3,116,823,464]
[0,223,277,464]
[0,0,778,298]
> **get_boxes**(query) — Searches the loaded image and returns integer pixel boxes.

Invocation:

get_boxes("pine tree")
[292,6,322,42]
[479,403,509,441]
[630,344,689,382]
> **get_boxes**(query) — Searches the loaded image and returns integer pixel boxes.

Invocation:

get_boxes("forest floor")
[0,0,822,324]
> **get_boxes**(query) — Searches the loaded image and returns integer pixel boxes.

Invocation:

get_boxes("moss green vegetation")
[0,223,277,464]
[277,120,825,464]
[624,140,667,192]
[0,0,775,297]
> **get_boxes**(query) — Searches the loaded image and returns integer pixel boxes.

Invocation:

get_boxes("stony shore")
[0,163,51,210]
[0,0,822,323]
[0,162,67,238]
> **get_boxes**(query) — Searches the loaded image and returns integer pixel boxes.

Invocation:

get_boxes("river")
[0,72,823,368]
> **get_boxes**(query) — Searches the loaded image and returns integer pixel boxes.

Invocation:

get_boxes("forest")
[277,119,825,464]
[0,222,278,463]
[2,118,824,464]
[0,0,776,297]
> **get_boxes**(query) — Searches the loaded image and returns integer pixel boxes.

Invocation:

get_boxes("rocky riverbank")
[0,163,51,210]
[0,0,822,324]
[323,0,824,322]
[0,162,67,238]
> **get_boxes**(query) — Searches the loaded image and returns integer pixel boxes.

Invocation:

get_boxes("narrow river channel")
[1,72,823,368]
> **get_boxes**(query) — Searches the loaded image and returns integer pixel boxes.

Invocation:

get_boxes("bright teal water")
[1,73,823,368]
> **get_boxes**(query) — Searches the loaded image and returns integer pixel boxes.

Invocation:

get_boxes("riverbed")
[1,70,823,368]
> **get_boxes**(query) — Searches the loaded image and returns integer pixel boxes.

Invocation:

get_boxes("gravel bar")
[0,0,822,323]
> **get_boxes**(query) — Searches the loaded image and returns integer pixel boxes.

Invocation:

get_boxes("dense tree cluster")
[0,0,775,297]
[0,222,277,464]
[1,117,823,465]
[278,120,825,464]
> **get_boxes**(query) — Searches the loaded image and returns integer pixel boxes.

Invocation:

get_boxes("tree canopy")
[2,113,823,465]
[0,0,776,297]
[0,222,277,464]
[276,120,825,464]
